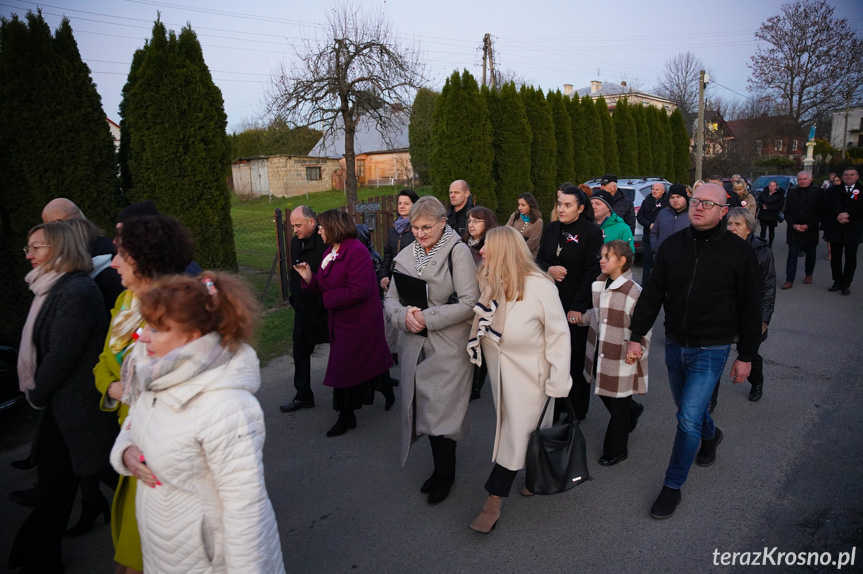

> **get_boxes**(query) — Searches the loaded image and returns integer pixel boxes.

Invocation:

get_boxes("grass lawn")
[232,185,432,365]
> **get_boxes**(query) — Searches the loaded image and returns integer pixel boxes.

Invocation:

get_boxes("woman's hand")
[566,311,583,326]
[548,265,568,282]
[107,381,123,401]
[380,277,391,291]
[293,262,312,283]
[123,445,161,488]
[404,306,426,333]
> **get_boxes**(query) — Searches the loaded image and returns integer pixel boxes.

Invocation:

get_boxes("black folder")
[392,270,429,336]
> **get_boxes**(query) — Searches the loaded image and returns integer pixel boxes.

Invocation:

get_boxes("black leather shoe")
[696,428,723,467]
[469,390,481,401]
[390,377,399,387]
[629,402,645,433]
[598,452,628,466]
[650,486,682,519]
[828,282,841,292]
[9,486,40,508]
[420,475,436,494]
[383,388,395,411]
[749,383,763,402]
[280,399,314,413]
[65,494,110,537]
[842,286,851,295]
[427,478,454,504]
[708,399,717,414]
[11,458,35,471]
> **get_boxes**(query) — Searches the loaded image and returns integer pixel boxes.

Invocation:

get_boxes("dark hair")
[602,240,633,272]
[463,206,499,244]
[517,192,542,223]
[117,200,160,224]
[117,215,194,280]
[843,166,859,176]
[560,185,595,222]
[140,271,260,351]
[317,209,357,245]
[397,188,420,204]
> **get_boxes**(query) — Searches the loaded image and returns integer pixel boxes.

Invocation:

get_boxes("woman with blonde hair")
[466,226,572,533]
[733,179,757,218]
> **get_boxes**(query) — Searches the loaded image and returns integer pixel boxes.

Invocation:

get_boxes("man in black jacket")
[446,179,474,237]
[637,182,669,283]
[824,167,863,295]
[782,171,822,289]
[280,206,329,413]
[599,174,636,232]
[626,183,761,519]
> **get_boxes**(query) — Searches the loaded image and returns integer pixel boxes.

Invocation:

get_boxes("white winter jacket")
[111,339,285,574]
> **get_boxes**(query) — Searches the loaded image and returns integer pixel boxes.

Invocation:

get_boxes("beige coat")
[505,212,544,258]
[480,275,572,471]
[384,233,480,465]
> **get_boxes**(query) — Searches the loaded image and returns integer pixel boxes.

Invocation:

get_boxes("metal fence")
[232,215,283,309]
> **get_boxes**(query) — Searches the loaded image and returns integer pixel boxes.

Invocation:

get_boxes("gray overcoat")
[384,234,479,465]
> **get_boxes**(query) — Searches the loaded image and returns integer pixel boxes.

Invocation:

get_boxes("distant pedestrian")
[650,184,690,253]
[504,192,544,258]
[446,179,474,237]
[637,183,668,283]
[824,167,862,295]
[599,174,636,232]
[464,206,499,265]
[583,240,650,467]
[627,183,761,520]
[591,190,634,251]
[782,171,822,289]
[733,179,757,218]
[757,180,785,248]
[466,226,572,532]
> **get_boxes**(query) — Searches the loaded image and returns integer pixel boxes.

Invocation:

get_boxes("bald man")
[42,198,85,223]
[627,183,761,519]
[446,180,474,237]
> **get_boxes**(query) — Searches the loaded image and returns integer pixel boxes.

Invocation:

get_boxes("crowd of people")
[8,166,860,569]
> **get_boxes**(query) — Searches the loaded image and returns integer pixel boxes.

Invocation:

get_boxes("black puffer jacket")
[378,220,415,280]
[637,193,668,232]
[757,189,785,223]
[749,234,776,324]
[609,191,636,232]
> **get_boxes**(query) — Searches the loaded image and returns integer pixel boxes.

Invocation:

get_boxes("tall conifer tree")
[595,97,619,174]
[632,104,654,175]
[567,95,588,183]
[430,70,495,210]
[548,90,575,186]
[120,20,236,269]
[613,98,638,174]
[580,95,605,177]
[520,86,557,216]
[669,109,691,184]
[408,87,439,185]
[648,107,667,177]
[484,82,532,222]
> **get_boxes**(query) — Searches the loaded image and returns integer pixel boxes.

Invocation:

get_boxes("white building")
[830,105,863,151]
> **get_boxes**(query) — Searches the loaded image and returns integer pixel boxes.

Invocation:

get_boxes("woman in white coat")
[466,226,572,533]
[110,272,284,574]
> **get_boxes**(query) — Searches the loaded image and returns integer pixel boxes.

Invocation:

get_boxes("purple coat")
[303,238,393,388]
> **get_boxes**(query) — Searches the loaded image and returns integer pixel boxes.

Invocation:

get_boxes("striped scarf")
[413,224,453,275]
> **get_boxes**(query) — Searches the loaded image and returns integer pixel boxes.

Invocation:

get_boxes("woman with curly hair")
[96,214,194,574]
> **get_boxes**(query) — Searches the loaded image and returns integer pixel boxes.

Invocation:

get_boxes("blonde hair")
[28,222,92,274]
[410,196,446,223]
[477,226,550,302]
[733,180,747,194]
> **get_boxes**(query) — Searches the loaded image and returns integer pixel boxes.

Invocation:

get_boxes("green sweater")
[598,211,635,252]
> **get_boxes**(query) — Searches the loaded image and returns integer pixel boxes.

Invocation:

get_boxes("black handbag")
[524,397,589,495]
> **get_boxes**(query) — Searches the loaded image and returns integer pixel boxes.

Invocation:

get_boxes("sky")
[2,0,861,133]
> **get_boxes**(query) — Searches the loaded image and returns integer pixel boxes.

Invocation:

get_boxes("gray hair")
[410,196,446,223]
[298,205,316,220]
[727,207,756,234]
[797,170,812,179]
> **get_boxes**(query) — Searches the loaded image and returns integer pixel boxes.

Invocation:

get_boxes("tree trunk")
[343,110,358,208]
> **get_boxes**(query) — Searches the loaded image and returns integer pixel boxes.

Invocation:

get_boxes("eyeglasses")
[467,218,484,225]
[23,244,51,255]
[689,198,726,210]
[410,220,441,235]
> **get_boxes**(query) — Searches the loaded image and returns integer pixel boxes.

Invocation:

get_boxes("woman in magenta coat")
[295,209,394,437]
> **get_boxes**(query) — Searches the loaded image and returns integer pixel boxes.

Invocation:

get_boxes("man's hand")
[548,265,567,282]
[626,341,643,364]
[793,224,808,232]
[566,311,582,326]
[838,212,850,224]
[730,360,751,383]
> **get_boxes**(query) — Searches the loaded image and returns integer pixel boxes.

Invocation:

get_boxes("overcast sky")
[3,0,861,132]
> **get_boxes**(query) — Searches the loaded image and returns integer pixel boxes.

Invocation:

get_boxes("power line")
[711,79,749,99]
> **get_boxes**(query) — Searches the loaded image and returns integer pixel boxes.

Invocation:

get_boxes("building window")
[357,159,365,179]
[774,139,782,151]
[755,140,763,153]
[305,166,322,181]
[792,139,798,151]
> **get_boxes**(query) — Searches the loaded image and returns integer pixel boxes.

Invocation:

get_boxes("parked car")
[584,176,671,254]
[752,175,798,197]
[0,345,24,412]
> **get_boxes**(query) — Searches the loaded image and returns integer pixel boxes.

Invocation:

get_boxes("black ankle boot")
[326,411,356,437]
[65,494,110,536]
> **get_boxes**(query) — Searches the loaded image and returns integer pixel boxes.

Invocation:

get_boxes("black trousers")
[830,242,859,286]
[8,410,78,572]
[472,362,488,395]
[428,435,457,482]
[712,330,767,404]
[642,234,655,284]
[599,395,636,458]
[759,221,777,246]
[484,463,517,497]
[292,337,319,402]
[557,324,590,420]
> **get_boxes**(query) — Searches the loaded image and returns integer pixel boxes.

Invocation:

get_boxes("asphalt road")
[2,227,861,573]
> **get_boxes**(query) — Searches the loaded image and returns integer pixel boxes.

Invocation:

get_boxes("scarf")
[394,216,410,234]
[120,332,233,406]
[321,245,339,270]
[413,224,453,275]
[18,268,64,393]
[466,294,508,367]
[109,290,143,355]
[520,213,531,223]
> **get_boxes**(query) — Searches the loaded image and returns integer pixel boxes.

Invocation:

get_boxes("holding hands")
[626,341,644,365]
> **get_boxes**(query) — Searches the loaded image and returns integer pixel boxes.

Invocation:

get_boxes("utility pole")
[481,33,496,88]
[694,70,709,182]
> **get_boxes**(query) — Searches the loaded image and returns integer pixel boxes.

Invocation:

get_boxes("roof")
[231,154,339,164]
[574,81,675,106]
[725,114,802,142]
[106,117,120,129]
[308,112,410,159]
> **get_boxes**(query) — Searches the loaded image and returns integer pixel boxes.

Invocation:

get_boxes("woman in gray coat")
[384,196,480,504]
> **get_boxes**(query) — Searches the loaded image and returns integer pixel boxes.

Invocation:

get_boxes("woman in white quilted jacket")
[110,272,284,574]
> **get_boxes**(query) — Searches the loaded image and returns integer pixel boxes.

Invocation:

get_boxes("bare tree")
[748,0,863,125]
[655,52,705,118]
[266,4,427,205]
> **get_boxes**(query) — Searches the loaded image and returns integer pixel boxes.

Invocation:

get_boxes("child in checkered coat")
[582,240,651,467]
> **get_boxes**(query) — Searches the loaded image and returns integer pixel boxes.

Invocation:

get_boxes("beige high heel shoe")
[468,495,502,533]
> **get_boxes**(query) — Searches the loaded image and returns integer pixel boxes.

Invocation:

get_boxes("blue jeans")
[663,339,731,489]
